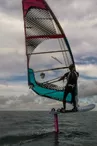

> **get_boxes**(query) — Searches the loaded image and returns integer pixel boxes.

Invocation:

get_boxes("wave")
[0,131,54,145]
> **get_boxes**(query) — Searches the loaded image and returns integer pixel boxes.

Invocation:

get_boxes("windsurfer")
[58,64,79,112]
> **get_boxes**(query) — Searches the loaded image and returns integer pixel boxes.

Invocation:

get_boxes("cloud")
[77,64,97,78]
[0,89,62,110]
[78,79,97,97]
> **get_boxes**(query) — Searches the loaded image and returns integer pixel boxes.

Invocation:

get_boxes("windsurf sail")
[22,0,77,103]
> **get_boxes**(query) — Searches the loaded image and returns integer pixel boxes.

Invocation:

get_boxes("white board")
[78,104,95,112]
[50,104,95,114]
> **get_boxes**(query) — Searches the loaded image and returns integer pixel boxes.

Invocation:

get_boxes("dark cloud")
[78,80,97,97]
[0,96,8,105]
[75,56,97,65]
[0,52,27,82]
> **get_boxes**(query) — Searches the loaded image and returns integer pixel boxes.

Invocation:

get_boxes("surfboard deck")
[77,104,95,112]
[51,104,95,114]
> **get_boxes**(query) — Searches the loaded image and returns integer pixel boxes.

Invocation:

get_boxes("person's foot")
[72,107,78,112]
[60,108,65,113]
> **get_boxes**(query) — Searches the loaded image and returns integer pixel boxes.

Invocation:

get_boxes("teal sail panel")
[28,68,72,102]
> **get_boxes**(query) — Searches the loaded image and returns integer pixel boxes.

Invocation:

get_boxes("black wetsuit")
[63,70,79,110]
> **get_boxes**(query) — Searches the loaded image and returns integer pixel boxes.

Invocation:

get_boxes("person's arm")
[58,72,68,81]
[77,72,79,77]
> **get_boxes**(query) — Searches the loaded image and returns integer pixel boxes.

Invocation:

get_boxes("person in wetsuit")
[59,64,79,112]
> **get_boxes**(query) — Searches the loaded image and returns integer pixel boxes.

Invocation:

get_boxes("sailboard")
[22,0,78,103]
[51,104,95,114]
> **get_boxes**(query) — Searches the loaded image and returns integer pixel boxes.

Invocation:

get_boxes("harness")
[67,71,78,88]
[68,84,75,88]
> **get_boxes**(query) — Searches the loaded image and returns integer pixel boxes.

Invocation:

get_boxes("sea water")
[0,111,97,146]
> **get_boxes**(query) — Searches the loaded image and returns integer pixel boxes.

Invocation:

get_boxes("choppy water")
[0,111,97,146]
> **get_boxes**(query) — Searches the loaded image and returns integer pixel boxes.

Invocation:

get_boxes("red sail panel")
[26,34,64,39]
[22,0,46,16]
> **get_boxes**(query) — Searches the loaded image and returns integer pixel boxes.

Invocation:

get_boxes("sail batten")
[26,34,64,39]
[35,66,68,73]
[28,50,68,55]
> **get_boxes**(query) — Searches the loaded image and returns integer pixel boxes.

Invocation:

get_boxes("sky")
[0,0,97,110]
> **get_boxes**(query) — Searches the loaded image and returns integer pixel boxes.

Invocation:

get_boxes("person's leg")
[72,87,78,111]
[63,86,70,110]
